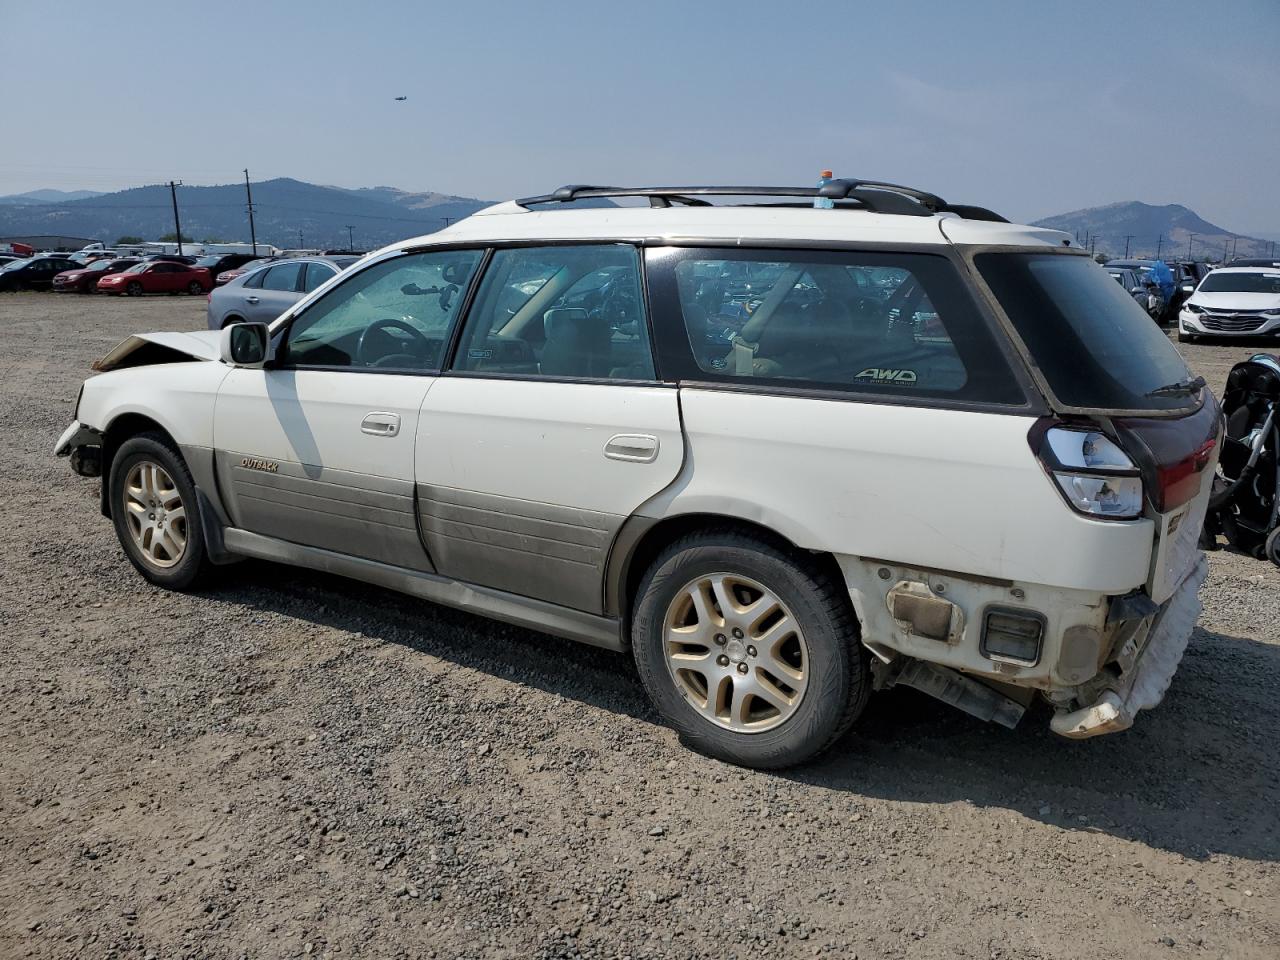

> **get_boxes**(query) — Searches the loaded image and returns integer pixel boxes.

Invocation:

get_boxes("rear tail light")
[1035,426,1144,520]
[1154,438,1215,513]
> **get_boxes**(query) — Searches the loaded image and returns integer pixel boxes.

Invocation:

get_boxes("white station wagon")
[56,181,1221,768]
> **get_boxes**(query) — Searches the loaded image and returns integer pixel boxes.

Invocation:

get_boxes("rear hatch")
[972,250,1221,603]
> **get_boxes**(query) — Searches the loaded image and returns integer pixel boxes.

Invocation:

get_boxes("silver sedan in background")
[206,256,359,329]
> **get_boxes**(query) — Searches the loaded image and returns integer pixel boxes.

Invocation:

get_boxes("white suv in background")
[1178,266,1280,341]
[56,181,1221,769]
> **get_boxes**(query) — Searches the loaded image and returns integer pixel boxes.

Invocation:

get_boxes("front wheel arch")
[99,413,180,518]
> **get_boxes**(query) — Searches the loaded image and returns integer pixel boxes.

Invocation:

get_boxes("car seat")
[542,308,611,378]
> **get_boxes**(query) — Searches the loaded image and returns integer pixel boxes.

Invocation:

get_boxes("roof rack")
[514,180,1008,222]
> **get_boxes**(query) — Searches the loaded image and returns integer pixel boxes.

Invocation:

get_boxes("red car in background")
[52,258,142,294]
[97,261,212,296]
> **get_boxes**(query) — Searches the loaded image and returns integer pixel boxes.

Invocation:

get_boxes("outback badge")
[239,456,279,474]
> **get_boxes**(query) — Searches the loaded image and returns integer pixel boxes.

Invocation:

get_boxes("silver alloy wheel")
[122,461,188,569]
[663,572,809,733]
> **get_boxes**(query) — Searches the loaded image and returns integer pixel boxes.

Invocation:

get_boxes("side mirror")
[1180,282,1195,294]
[220,321,269,368]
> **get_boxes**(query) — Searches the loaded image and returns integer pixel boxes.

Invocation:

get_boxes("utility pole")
[168,181,184,256]
[1223,239,1229,262]
[1155,234,1163,259]
[1187,233,1196,259]
[244,169,258,256]
[1123,234,1134,257]
[298,229,304,249]
[344,225,355,250]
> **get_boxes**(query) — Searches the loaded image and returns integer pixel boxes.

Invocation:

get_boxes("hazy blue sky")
[2,0,1277,231]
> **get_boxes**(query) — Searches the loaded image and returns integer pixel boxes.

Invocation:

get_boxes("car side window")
[243,268,266,289]
[261,262,303,292]
[650,248,1024,404]
[453,244,654,381]
[280,249,483,371]
[302,262,336,293]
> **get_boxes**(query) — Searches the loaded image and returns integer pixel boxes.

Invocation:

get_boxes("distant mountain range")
[0,179,496,249]
[1032,201,1274,262]
[1,183,1273,262]
[0,189,105,205]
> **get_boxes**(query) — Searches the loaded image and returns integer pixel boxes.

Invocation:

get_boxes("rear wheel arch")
[220,314,245,328]
[608,513,849,632]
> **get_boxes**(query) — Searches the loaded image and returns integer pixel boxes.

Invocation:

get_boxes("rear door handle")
[245,295,260,304]
[604,433,659,463]
[361,412,401,437]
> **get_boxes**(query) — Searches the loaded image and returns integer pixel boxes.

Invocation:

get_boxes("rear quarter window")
[646,247,1025,405]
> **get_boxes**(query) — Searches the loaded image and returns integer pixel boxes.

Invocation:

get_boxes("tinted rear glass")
[976,253,1194,412]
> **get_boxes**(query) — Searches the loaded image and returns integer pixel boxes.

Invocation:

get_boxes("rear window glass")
[652,248,1023,403]
[1198,272,1280,295]
[976,253,1194,412]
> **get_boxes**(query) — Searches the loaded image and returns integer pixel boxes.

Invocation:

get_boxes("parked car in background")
[207,256,358,328]
[1178,267,1280,342]
[142,254,198,266]
[1227,258,1280,269]
[1105,266,1151,312]
[0,256,82,291]
[97,260,212,296]
[214,256,279,286]
[0,255,23,269]
[195,253,262,284]
[53,258,143,293]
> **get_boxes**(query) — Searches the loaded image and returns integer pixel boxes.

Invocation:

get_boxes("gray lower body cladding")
[417,484,620,614]
[221,527,623,650]
[209,452,621,615]
[215,451,433,572]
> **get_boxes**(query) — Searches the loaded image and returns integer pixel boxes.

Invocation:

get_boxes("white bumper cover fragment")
[1050,553,1207,739]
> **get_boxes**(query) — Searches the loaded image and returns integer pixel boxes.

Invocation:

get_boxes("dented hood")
[93,330,223,372]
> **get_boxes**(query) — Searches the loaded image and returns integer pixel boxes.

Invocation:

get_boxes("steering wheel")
[356,317,431,367]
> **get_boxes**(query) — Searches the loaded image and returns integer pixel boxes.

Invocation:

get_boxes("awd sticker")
[855,367,918,384]
[240,456,279,474]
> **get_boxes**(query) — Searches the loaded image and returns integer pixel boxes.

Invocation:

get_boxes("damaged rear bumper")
[1050,553,1207,738]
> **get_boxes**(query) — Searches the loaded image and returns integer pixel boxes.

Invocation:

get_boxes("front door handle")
[245,295,260,304]
[604,433,659,463]
[361,412,401,437]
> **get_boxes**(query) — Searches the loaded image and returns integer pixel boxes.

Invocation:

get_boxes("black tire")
[109,433,214,591]
[187,281,204,295]
[126,281,143,297]
[220,315,245,328]
[631,530,870,769]
[1266,527,1280,569]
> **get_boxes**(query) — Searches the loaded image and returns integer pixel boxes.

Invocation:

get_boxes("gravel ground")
[1,292,1277,960]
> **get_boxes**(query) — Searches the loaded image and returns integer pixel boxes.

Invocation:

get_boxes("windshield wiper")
[1146,375,1205,398]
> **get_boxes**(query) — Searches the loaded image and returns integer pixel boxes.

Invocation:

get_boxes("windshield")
[85,259,115,272]
[196,256,223,267]
[976,252,1195,412]
[1198,272,1280,295]
[123,262,148,274]
[0,258,31,272]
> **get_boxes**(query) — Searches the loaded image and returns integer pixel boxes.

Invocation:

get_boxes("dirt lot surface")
[1,293,1277,960]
